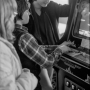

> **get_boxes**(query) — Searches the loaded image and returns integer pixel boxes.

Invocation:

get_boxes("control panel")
[65,78,85,90]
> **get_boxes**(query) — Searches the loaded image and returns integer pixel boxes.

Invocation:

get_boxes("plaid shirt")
[19,33,54,68]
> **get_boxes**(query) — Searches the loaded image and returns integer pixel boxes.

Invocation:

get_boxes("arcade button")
[71,84,76,90]
[66,81,70,87]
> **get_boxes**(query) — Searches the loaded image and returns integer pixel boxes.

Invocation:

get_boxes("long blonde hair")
[0,0,17,42]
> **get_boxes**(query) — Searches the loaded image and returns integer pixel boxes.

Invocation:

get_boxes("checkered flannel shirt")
[19,33,54,68]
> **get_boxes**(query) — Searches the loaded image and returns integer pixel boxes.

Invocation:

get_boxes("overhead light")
[50,0,69,5]
[88,24,90,26]
[81,19,85,21]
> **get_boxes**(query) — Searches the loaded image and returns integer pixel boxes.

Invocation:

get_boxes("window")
[51,0,69,39]
[51,0,68,5]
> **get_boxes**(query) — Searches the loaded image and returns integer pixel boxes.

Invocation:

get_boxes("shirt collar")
[15,24,28,31]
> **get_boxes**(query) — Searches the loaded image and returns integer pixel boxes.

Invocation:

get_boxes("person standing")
[25,0,70,84]
[0,0,38,90]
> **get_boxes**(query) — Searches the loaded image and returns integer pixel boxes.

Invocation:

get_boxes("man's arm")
[48,1,70,18]
[19,33,54,68]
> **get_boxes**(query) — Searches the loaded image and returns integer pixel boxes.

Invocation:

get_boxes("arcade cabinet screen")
[73,1,90,40]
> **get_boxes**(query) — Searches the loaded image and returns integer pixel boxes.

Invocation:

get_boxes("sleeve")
[49,1,70,18]
[18,33,54,68]
[0,52,38,90]
[16,68,38,90]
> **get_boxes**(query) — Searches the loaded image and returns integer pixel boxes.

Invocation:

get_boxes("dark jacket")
[26,1,70,45]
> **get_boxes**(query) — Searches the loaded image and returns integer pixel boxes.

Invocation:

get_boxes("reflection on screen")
[79,2,90,37]
[72,1,90,49]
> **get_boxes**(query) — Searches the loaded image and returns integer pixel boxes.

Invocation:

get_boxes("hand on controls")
[58,41,72,53]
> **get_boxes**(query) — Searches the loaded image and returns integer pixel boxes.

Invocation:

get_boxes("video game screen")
[72,0,90,40]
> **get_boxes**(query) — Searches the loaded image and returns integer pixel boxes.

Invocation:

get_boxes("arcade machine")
[54,0,90,90]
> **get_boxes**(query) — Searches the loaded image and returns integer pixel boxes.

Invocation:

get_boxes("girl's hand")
[58,41,72,53]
